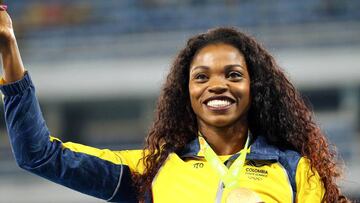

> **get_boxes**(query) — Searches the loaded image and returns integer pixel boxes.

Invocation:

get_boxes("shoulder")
[114,149,146,174]
[295,157,324,188]
[248,136,299,191]
[249,136,325,201]
[295,157,325,202]
[249,135,302,172]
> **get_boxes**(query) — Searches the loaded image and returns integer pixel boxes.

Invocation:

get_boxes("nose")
[208,77,228,94]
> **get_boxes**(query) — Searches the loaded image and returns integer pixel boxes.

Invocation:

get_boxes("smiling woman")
[0,5,349,203]
[189,43,251,155]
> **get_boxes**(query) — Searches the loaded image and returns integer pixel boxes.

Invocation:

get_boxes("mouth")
[203,96,236,111]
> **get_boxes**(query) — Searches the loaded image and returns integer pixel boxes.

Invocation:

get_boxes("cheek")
[235,82,251,103]
[188,84,204,111]
[188,88,197,107]
[241,83,251,106]
[244,84,251,98]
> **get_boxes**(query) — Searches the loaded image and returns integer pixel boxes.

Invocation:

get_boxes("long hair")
[133,27,344,202]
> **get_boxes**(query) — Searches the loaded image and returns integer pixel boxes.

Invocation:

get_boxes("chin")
[205,118,237,128]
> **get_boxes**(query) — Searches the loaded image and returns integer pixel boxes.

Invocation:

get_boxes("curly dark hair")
[133,27,345,202]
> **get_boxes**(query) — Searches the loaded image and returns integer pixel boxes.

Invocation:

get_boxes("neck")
[198,120,248,155]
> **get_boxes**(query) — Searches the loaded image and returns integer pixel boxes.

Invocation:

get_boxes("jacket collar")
[179,135,280,161]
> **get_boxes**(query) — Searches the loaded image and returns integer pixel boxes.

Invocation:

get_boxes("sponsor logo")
[193,162,204,168]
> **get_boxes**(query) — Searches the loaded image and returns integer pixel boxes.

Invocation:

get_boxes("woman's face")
[189,43,251,128]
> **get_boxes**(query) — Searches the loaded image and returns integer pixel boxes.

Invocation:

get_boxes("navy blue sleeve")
[0,72,137,202]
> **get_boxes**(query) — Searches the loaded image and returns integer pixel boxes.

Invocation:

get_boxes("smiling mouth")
[204,97,235,111]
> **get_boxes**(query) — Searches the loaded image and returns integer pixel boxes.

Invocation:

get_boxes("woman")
[0,5,347,203]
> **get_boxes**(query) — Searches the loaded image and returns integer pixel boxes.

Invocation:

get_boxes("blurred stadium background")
[0,0,359,202]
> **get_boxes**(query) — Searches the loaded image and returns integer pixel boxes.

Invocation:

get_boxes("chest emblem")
[245,167,268,181]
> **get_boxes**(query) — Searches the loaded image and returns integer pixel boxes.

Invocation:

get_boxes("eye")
[194,73,208,81]
[227,71,243,80]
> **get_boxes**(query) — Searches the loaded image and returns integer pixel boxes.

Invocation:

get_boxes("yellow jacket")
[1,72,324,202]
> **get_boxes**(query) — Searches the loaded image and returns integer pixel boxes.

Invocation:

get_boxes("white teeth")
[206,100,232,107]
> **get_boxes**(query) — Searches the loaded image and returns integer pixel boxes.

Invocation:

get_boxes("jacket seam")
[107,155,124,202]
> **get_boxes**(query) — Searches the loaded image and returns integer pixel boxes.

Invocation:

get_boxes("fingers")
[0,4,7,11]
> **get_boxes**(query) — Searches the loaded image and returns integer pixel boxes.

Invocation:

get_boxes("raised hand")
[0,4,25,83]
[0,5,15,52]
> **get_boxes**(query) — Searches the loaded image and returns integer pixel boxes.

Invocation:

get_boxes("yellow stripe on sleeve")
[49,136,122,165]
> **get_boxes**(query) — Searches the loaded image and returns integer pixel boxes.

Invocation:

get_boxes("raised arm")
[0,6,138,202]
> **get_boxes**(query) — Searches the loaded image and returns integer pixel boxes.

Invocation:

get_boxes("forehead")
[190,43,245,67]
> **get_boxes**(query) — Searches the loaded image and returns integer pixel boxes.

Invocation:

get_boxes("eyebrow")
[190,64,245,73]
[190,66,209,73]
[224,64,245,70]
